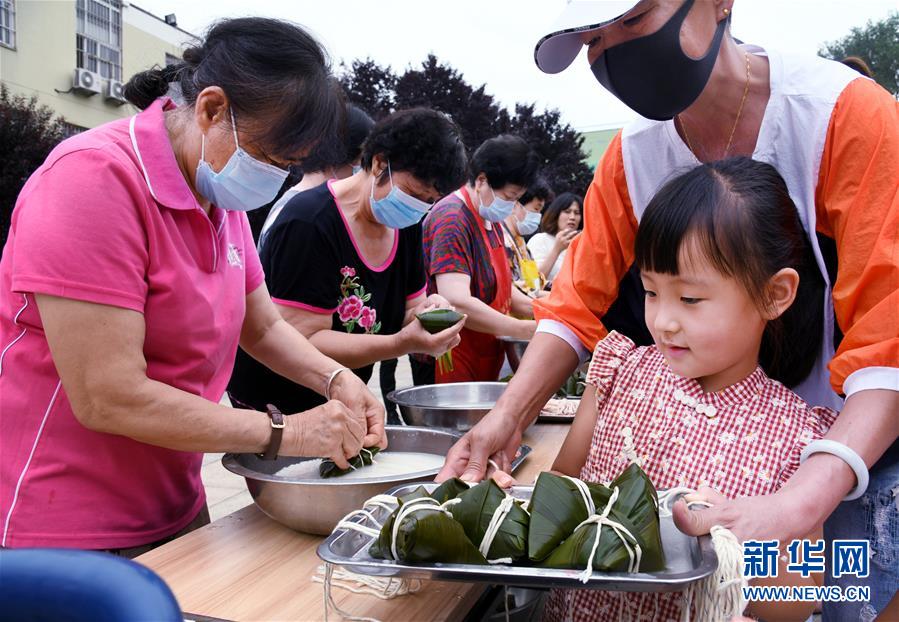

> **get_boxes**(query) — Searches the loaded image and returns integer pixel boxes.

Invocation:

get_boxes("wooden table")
[137,423,570,622]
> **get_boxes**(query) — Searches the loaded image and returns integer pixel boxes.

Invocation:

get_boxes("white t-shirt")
[527,232,566,281]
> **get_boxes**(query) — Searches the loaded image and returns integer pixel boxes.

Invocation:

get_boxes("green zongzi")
[369,492,486,564]
[527,471,612,561]
[449,479,530,562]
[319,446,381,478]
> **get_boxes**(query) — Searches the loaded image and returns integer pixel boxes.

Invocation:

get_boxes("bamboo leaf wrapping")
[527,472,612,561]
[319,446,381,478]
[449,480,530,561]
[368,488,486,564]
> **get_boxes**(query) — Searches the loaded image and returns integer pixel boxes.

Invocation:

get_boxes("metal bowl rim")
[387,382,508,411]
[222,426,460,486]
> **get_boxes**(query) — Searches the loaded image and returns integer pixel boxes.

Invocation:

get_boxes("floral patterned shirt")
[544,331,837,622]
[227,182,426,413]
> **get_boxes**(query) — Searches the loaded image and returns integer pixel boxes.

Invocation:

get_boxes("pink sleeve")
[240,213,265,294]
[10,150,149,312]
[775,405,839,489]
[584,331,637,405]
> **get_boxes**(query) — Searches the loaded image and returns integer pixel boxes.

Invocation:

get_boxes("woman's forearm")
[89,375,272,452]
[493,332,580,430]
[35,293,274,453]
[445,292,524,336]
[510,287,535,318]
[778,389,899,536]
[306,329,405,369]
[240,315,339,396]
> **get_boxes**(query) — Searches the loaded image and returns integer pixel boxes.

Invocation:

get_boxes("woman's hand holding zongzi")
[327,370,388,450]
[283,399,366,469]
[415,293,455,314]
[398,314,465,358]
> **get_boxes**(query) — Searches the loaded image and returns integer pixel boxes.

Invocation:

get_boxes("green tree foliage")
[339,55,593,196]
[819,11,899,97]
[0,84,66,248]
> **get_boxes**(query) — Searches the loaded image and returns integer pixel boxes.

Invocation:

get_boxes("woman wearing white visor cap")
[438,1,899,618]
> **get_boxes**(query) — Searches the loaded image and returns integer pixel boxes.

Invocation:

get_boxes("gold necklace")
[679,51,751,159]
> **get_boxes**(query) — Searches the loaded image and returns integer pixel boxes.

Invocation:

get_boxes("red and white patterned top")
[544,332,837,622]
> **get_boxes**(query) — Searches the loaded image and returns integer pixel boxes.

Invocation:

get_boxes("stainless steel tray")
[535,413,575,424]
[317,484,716,592]
[536,398,581,424]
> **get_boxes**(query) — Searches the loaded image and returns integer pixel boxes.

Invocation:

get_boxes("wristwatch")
[260,403,285,461]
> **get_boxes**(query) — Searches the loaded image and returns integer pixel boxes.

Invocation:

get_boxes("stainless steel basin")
[387,382,507,431]
[221,426,460,535]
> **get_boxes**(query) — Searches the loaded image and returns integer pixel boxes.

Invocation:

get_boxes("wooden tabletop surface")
[136,423,571,622]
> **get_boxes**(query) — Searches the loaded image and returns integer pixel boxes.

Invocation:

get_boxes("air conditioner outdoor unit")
[105,79,127,105]
[72,68,101,96]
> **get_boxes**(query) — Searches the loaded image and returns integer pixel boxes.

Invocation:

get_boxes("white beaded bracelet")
[799,439,869,501]
[325,367,350,401]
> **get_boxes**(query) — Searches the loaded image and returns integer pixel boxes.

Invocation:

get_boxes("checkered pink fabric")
[543,331,836,622]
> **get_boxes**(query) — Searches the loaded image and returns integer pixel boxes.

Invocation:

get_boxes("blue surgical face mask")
[195,110,289,212]
[478,184,517,222]
[517,210,542,235]
[352,164,363,175]
[370,162,432,229]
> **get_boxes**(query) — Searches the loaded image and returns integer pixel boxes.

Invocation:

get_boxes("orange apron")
[437,187,512,383]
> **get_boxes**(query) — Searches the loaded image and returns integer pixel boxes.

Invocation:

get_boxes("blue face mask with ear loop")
[477,183,517,222]
[517,209,542,235]
[195,109,289,212]
[369,161,433,229]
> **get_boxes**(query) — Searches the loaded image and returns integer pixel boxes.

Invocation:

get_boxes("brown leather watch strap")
[260,404,285,461]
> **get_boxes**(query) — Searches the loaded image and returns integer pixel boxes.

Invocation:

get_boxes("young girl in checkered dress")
[542,158,837,622]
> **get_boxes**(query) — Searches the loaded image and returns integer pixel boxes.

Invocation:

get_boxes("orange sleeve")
[533,132,638,351]
[815,77,899,393]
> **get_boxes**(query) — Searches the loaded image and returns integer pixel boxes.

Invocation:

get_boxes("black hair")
[299,104,375,173]
[518,177,555,207]
[468,135,540,190]
[841,56,874,78]
[540,192,583,235]
[124,17,344,162]
[360,108,468,195]
[634,157,824,388]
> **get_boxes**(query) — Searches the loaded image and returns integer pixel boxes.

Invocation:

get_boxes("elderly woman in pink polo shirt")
[0,18,386,556]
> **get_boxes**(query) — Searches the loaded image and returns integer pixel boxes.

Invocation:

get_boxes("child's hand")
[682,486,728,509]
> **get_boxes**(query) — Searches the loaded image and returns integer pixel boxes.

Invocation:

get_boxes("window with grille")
[76,0,122,80]
[0,0,15,49]
[61,122,88,138]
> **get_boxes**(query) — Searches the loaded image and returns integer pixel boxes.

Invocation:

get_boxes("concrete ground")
[203,357,414,520]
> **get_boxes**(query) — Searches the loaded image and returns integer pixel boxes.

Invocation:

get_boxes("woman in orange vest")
[439,1,898,617]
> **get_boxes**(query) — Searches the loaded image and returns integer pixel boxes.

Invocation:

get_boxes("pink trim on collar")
[406,285,427,301]
[272,297,337,315]
[328,179,398,273]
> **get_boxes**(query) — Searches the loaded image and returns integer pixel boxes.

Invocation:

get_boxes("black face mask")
[591,0,728,121]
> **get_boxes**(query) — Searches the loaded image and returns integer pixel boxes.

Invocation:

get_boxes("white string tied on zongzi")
[655,488,748,621]
[572,486,643,583]
[563,475,596,517]
[389,497,459,562]
[478,493,517,564]
[333,493,404,539]
[335,508,384,538]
